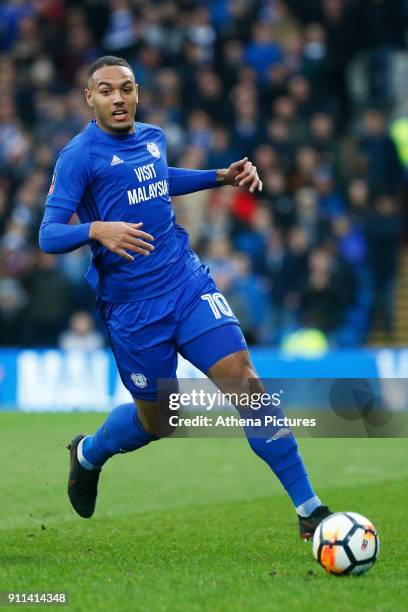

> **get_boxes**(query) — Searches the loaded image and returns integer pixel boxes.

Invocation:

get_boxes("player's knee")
[223,353,261,393]
[231,361,254,381]
[137,401,177,438]
[147,418,177,438]
[224,351,254,378]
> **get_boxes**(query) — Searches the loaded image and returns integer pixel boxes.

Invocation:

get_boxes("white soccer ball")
[312,512,380,576]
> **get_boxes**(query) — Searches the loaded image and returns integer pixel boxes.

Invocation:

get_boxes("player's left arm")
[168,157,262,196]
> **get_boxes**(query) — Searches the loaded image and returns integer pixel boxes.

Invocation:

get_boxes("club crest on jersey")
[146,142,160,158]
[131,372,147,388]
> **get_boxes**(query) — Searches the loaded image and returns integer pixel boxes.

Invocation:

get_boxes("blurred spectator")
[0,277,27,346]
[331,214,372,344]
[186,110,213,151]
[189,68,228,125]
[22,252,72,346]
[276,227,310,311]
[347,178,370,228]
[264,169,295,231]
[102,0,136,54]
[206,126,240,170]
[366,196,401,335]
[313,166,345,219]
[331,215,366,267]
[233,207,272,274]
[287,75,313,121]
[300,246,355,336]
[244,21,283,84]
[357,108,403,197]
[320,0,360,121]
[266,119,293,171]
[225,252,270,345]
[357,0,406,107]
[203,236,236,282]
[197,194,232,249]
[185,5,216,64]
[290,146,318,190]
[294,187,329,246]
[59,311,105,351]
[266,227,310,341]
[301,23,329,102]
[309,112,339,169]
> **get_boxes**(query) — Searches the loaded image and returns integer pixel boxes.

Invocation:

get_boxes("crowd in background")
[0,0,407,349]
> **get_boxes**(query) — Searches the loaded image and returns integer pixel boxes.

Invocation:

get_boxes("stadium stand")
[0,0,406,348]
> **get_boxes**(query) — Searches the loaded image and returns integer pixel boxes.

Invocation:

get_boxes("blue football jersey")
[46,120,201,302]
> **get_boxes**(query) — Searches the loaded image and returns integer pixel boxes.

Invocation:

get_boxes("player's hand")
[217,157,263,193]
[89,221,154,262]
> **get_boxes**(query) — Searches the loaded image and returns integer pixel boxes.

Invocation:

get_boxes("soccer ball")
[312,512,380,576]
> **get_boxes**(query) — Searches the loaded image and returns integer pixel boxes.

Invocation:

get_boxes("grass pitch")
[0,412,407,612]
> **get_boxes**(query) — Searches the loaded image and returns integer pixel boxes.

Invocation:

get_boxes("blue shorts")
[98,265,247,400]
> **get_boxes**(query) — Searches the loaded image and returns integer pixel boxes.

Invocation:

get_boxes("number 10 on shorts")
[201,292,233,319]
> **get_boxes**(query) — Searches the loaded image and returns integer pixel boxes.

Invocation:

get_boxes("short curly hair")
[87,56,133,85]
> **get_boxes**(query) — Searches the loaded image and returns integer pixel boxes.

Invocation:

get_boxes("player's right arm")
[39,146,154,261]
[88,220,154,261]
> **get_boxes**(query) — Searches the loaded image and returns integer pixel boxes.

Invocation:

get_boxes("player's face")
[85,65,138,135]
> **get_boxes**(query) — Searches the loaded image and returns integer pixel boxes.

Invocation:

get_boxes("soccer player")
[39,56,332,539]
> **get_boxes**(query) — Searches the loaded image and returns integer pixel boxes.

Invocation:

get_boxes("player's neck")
[95,119,135,137]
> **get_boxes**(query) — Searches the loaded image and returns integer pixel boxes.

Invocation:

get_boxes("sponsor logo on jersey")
[127,180,168,204]
[111,155,124,166]
[127,163,168,204]
[131,373,147,388]
[147,142,160,158]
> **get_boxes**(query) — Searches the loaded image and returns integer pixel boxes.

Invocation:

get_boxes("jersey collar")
[88,120,140,142]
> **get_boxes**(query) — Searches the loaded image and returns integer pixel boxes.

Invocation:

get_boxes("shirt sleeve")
[168,167,219,196]
[38,206,92,254]
[46,142,91,212]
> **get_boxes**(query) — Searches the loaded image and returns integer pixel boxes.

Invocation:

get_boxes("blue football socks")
[242,406,321,514]
[79,402,157,469]
[77,401,321,517]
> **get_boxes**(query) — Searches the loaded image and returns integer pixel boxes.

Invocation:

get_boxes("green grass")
[0,412,407,611]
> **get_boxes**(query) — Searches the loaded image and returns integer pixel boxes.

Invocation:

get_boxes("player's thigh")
[101,301,178,402]
[180,324,265,403]
[176,268,244,369]
[179,322,248,375]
